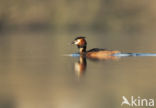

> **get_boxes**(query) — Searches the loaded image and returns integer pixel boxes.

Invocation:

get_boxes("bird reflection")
[74,56,87,78]
[74,55,120,78]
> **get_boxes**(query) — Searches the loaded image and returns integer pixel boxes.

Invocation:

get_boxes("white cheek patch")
[75,39,81,44]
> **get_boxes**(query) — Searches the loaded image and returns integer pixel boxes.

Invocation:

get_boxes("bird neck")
[79,46,87,54]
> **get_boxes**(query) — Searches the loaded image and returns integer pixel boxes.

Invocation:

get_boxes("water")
[0,31,156,108]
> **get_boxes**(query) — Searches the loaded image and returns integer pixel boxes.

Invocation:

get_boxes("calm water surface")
[0,31,156,108]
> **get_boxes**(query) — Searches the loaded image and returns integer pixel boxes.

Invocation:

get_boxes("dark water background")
[0,30,156,108]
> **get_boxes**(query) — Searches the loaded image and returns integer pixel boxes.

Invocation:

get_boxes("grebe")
[72,37,120,60]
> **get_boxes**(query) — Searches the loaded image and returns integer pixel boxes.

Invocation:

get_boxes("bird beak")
[71,41,75,44]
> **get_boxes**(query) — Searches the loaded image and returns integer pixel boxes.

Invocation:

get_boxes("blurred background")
[0,0,156,108]
[0,0,156,32]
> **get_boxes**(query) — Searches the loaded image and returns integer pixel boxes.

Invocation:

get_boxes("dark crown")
[75,36,86,40]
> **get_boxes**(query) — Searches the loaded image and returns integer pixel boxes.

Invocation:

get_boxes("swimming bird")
[71,37,120,60]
